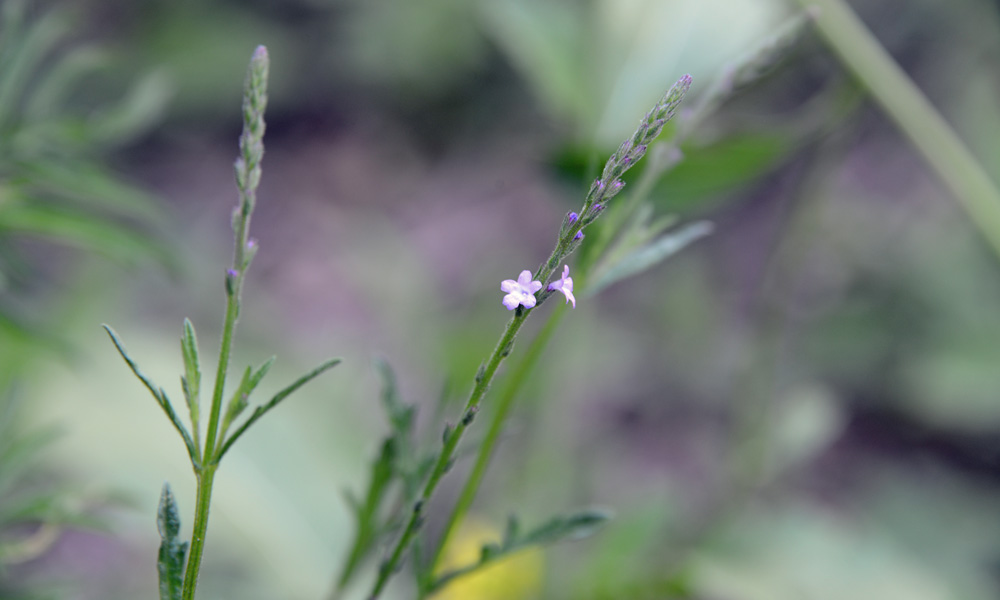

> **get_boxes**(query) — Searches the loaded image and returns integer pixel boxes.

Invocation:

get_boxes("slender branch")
[181,45,269,600]
[368,311,530,598]
[181,465,217,600]
[428,304,566,578]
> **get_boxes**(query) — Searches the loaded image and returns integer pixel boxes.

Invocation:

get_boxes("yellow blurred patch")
[433,517,545,600]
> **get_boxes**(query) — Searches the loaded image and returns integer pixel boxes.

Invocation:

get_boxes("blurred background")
[4,0,1000,598]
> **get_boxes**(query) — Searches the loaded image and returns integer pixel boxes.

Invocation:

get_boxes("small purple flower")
[574,231,584,241]
[568,211,579,223]
[548,265,576,308]
[501,270,543,310]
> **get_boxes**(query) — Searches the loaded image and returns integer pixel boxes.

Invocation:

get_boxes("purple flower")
[568,211,579,223]
[548,265,576,308]
[501,270,543,310]
[574,231,584,241]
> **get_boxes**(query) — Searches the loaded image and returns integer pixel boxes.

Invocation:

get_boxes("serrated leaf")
[588,221,713,296]
[156,484,187,600]
[374,357,414,436]
[336,437,401,591]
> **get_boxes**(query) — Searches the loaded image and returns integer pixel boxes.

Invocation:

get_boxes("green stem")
[181,464,218,600]
[796,0,1000,258]
[426,138,679,581]
[202,286,241,462]
[368,312,530,599]
[428,304,566,577]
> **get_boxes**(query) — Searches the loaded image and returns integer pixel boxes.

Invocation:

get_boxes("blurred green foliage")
[4,0,1000,598]
[0,0,175,383]
[0,0,173,594]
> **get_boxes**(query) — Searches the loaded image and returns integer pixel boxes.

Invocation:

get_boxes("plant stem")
[428,304,566,577]
[368,311,530,599]
[796,0,1000,258]
[181,463,217,600]
[427,138,681,580]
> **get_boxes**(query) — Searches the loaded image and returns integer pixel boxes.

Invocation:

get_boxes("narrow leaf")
[587,221,713,296]
[374,357,414,436]
[103,324,198,465]
[0,202,174,269]
[223,366,253,427]
[520,509,612,545]
[180,318,200,430]
[216,357,341,461]
[157,484,187,600]
[249,355,276,392]
[429,508,613,594]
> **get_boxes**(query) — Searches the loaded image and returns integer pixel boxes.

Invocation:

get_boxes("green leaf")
[588,221,713,296]
[249,356,276,392]
[219,356,276,441]
[15,159,166,223]
[656,134,791,210]
[481,0,591,128]
[180,319,201,431]
[374,357,415,436]
[0,202,174,270]
[84,69,172,146]
[224,367,253,426]
[429,509,613,594]
[336,436,399,591]
[156,484,187,600]
[22,45,108,120]
[215,357,340,461]
[0,427,59,497]
[520,509,612,545]
[103,325,199,466]
[0,4,72,128]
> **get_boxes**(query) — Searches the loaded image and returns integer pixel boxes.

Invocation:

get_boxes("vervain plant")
[354,72,703,600]
[103,46,340,600]
[99,19,818,596]
[32,2,999,597]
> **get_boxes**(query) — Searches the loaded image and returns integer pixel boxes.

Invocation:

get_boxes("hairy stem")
[428,304,566,578]
[368,312,529,598]
[181,464,217,600]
